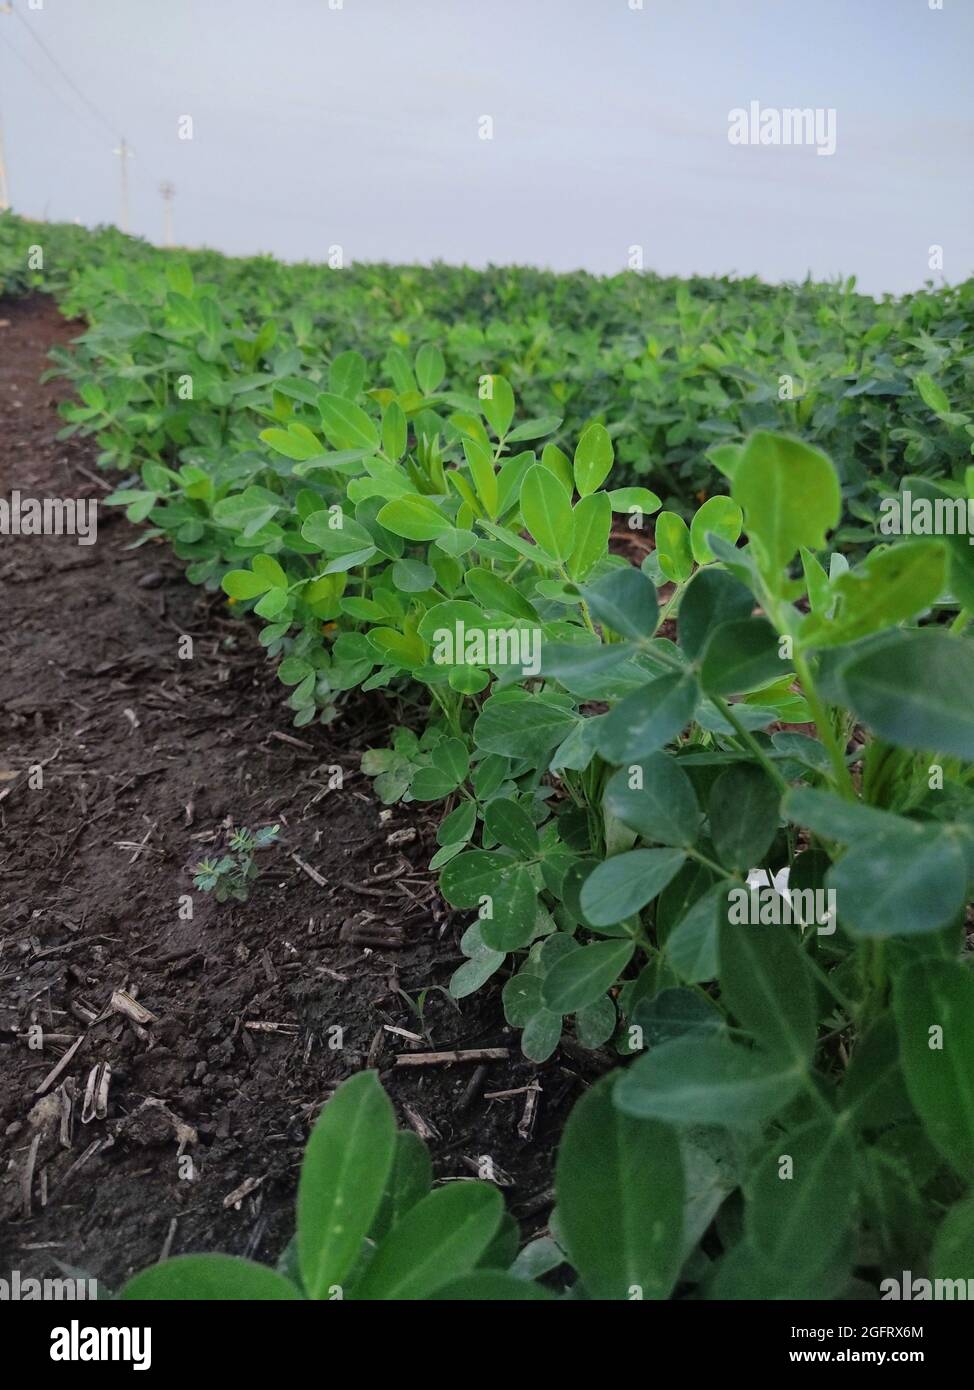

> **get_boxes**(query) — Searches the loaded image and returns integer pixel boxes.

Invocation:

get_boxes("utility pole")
[0,112,9,212]
[113,137,134,232]
[159,180,175,246]
[0,3,12,212]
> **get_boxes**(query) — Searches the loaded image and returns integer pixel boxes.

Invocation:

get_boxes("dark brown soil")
[0,296,591,1291]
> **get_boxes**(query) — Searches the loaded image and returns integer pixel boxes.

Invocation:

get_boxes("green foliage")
[8,211,974,1298]
[191,824,279,902]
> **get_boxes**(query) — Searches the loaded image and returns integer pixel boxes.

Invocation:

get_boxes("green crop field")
[3,207,974,1308]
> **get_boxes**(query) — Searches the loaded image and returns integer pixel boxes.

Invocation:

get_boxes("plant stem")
[792,649,856,800]
[950,608,970,635]
[656,580,685,627]
[686,846,742,882]
[711,695,790,795]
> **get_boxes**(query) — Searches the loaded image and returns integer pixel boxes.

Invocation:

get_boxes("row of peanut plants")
[7,219,974,1299]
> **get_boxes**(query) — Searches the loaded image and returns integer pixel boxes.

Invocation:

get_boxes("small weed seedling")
[192,824,280,903]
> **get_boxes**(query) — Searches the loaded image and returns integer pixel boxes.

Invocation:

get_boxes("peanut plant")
[6,213,974,1297]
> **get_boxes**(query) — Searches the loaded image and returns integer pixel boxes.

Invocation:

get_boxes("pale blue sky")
[2,0,971,293]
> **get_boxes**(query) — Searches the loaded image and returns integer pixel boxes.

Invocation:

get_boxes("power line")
[11,3,121,144]
[1,23,109,143]
[2,2,175,230]
[159,180,175,246]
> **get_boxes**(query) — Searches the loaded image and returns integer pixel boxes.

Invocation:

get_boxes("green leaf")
[480,866,539,951]
[370,1131,433,1244]
[731,431,840,580]
[462,437,498,518]
[120,1255,300,1301]
[222,569,271,600]
[837,629,974,760]
[603,753,701,848]
[329,349,367,398]
[579,848,687,927]
[297,1071,397,1298]
[568,491,612,581]
[709,764,780,871]
[580,566,659,640]
[901,476,974,610]
[540,640,631,686]
[932,1195,974,1284]
[615,1035,803,1129]
[745,1118,856,1275]
[477,516,556,568]
[699,617,785,695]
[317,392,379,451]
[894,960,974,1177]
[439,849,516,908]
[415,343,445,394]
[915,371,951,417]
[690,495,743,565]
[410,766,460,801]
[252,553,287,589]
[480,375,516,438]
[254,586,289,618]
[596,671,700,764]
[301,510,375,556]
[707,442,744,480]
[474,692,578,763]
[828,822,968,937]
[783,786,902,843]
[351,1183,503,1300]
[450,938,505,999]
[538,441,573,493]
[429,1272,554,1299]
[464,567,539,620]
[377,495,452,541]
[259,425,325,461]
[431,737,470,784]
[521,1008,564,1062]
[277,655,313,686]
[678,568,754,661]
[609,486,662,517]
[520,464,575,561]
[449,664,489,693]
[631,988,721,1048]
[576,994,618,1048]
[367,627,426,670]
[718,915,816,1062]
[573,422,614,497]
[557,1078,684,1300]
[655,511,695,582]
[484,798,539,856]
[840,1017,914,1130]
[801,546,831,613]
[213,487,281,534]
[800,541,946,648]
[665,883,724,982]
[542,939,635,1013]
[382,400,407,460]
[506,415,562,444]
[391,558,436,592]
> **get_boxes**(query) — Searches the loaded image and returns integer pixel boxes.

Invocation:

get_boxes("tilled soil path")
[0,296,590,1289]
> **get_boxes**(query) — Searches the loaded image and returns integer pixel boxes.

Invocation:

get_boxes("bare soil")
[0,296,594,1291]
